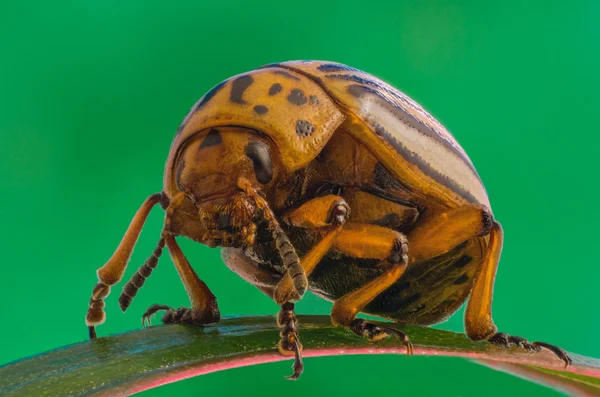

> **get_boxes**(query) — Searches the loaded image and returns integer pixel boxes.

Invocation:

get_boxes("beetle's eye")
[245,141,273,184]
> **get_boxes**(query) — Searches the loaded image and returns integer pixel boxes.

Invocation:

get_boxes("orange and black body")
[86,61,571,379]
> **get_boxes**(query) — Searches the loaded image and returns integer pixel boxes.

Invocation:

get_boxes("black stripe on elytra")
[370,121,481,204]
[269,83,282,96]
[175,80,227,136]
[230,75,254,104]
[317,63,359,73]
[253,105,268,115]
[274,70,301,81]
[199,128,222,148]
[340,79,478,176]
[287,88,307,105]
[261,62,281,68]
[195,80,227,110]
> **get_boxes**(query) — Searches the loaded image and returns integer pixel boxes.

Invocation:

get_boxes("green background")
[1,1,598,396]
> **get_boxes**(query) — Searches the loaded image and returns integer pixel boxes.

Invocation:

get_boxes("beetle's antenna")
[237,177,308,300]
[118,236,166,312]
[118,192,185,312]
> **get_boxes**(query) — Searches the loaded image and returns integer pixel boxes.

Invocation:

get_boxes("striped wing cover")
[277,61,490,209]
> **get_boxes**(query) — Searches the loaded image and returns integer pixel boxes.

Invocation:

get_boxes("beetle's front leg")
[86,193,162,339]
[277,302,303,379]
[267,194,349,378]
[142,235,220,326]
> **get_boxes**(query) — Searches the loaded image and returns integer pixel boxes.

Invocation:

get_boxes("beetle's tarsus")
[488,332,572,368]
[284,339,304,380]
[349,318,413,356]
[142,303,220,327]
[277,302,304,379]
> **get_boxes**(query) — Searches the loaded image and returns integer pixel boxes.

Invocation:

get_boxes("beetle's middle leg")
[329,223,412,353]
[142,234,220,326]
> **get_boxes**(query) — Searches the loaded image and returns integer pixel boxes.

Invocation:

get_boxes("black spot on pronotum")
[309,95,319,104]
[245,141,273,184]
[195,80,227,110]
[175,80,227,136]
[296,120,314,137]
[230,75,254,104]
[253,105,268,115]
[454,274,469,285]
[287,89,307,105]
[200,128,222,148]
[274,70,301,81]
[269,83,282,96]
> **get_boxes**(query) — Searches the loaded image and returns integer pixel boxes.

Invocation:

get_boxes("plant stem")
[1,316,598,397]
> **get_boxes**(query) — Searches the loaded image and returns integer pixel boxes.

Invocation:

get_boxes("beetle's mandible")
[85,61,571,379]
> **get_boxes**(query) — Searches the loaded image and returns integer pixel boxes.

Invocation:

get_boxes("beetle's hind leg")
[330,225,413,354]
[142,235,220,327]
[465,222,572,368]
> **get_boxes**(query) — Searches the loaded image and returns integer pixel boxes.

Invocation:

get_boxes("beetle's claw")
[533,341,573,369]
[349,319,413,356]
[488,332,572,368]
[383,327,413,356]
[283,339,304,380]
[141,304,173,327]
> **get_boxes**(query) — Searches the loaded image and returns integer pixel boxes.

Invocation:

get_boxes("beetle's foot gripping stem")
[141,303,219,327]
[488,332,572,369]
[277,302,304,380]
[349,318,414,356]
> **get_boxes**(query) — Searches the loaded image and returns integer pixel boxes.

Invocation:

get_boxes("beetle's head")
[173,126,281,247]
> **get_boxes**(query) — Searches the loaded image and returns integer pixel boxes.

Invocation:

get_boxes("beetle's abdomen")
[308,237,485,325]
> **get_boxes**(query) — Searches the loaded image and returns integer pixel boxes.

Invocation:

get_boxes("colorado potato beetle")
[86,61,571,379]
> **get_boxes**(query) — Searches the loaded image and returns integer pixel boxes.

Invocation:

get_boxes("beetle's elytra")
[86,61,571,378]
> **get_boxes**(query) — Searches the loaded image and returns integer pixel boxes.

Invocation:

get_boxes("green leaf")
[1,316,598,396]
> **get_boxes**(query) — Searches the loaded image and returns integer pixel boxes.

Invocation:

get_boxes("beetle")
[85,60,571,379]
